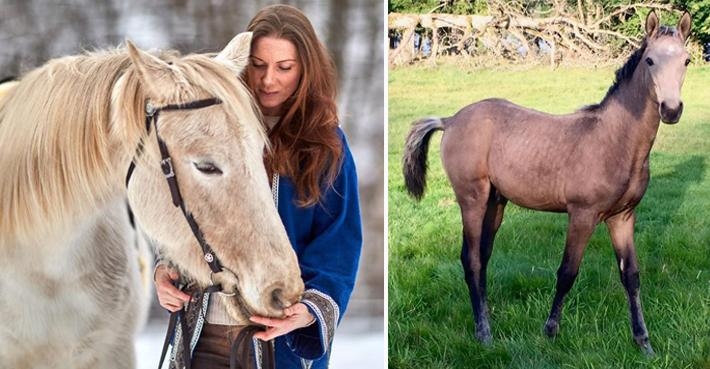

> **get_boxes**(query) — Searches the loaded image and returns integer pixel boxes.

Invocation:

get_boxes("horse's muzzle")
[263,280,303,316]
[660,101,683,124]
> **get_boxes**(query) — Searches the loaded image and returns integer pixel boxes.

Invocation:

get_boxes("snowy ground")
[135,316,385,369]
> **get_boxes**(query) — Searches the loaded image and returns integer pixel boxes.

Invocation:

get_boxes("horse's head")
[641,11,692,124]
[121,33,303,319]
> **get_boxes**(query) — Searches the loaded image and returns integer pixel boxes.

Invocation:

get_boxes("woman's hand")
[154,264,191,312]
[250,303,316,341]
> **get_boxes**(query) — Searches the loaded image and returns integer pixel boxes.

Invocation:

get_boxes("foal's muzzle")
[660,101,683,124]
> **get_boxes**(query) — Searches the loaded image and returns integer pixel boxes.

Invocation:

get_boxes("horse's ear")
[645,11,659,38]
[646,10,658,38]
[126,40,179,99]
[678,12,692,41]
[215,32,253,75]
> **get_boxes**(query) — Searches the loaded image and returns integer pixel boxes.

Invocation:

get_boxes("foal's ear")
[678,12,692,41]
[126,40,181,99]
[215,32,253,75]
[645,11,659,38]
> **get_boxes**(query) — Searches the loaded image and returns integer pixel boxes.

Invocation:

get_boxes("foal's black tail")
[402,117,445,200]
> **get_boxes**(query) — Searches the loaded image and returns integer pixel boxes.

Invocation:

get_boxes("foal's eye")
[194,162,223,175]
[645,57,654,66]
[684,58,691,66]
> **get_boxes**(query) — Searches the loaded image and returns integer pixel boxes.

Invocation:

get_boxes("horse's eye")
[684,58,691,66]
[645,57,654,66]
[194,162,223,175]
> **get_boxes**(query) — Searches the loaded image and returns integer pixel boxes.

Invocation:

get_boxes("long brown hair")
[246,4,342,207]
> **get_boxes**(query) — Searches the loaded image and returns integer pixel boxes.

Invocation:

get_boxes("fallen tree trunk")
[388,2,676,66]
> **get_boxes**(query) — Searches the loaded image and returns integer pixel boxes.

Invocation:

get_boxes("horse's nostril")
[661,101,682,112]
[270,288,285,310]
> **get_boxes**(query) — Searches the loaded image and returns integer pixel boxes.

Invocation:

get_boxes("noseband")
[125,97,236,291]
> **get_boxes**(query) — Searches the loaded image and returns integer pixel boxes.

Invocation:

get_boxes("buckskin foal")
[403,12,692,355]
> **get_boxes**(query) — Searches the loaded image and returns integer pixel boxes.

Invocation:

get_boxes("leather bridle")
[125,97,236,286]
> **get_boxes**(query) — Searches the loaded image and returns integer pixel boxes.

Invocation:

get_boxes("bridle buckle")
[145,101,157,117]
[160,157,175,178]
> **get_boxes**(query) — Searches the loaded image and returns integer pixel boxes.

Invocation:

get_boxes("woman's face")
[247,36,302,116]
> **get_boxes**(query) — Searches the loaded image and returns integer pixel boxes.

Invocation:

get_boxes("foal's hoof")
[475,332,492,345]
[635,336,655,356]
[543,319,559,337]
[475,326,492,345]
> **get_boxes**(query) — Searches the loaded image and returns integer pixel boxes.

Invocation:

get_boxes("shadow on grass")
[640,154,706,223]
[636,154,707,259]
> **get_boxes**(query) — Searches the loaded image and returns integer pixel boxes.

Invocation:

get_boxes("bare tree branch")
[388,3,683,66]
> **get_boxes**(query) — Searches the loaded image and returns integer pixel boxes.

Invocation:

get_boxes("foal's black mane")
[582,26,678,112]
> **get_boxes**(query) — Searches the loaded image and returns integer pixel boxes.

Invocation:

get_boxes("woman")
[154,4,362,369]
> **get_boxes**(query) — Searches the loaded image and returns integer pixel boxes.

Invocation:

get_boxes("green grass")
[388,65,710,369]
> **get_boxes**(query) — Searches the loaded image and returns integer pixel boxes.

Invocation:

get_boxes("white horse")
[0,32,303,369]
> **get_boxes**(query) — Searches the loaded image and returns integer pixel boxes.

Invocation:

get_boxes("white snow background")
[135,316,384,369]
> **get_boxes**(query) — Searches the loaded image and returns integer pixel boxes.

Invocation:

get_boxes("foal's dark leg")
[606,211,654,355]
[460,185,506,343]
[544,210,597,337]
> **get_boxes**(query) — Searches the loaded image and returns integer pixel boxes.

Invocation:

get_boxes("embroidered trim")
[168,289,209,368]
[304,289,340,323]
[252,337,262,369]
[301,358,313,369]
[189,293,210,355]
[301,289,340,355]
[271,173,279,206]
[170,324,180,362]
[250,338,275,369]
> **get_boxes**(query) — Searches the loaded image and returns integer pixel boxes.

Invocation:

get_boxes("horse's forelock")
[656,25,679,38]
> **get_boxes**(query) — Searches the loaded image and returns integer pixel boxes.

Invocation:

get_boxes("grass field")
[388,64,710,369]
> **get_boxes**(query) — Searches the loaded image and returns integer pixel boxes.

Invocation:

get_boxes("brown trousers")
[191,323,249,369]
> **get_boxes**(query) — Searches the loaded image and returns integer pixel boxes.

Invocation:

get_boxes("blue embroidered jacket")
[275,128,363,369]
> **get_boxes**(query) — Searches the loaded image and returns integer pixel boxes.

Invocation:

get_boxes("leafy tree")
[674,0,710,44]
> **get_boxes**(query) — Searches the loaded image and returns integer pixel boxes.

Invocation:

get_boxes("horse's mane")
[0,47,264,243]
[581,26,678,112]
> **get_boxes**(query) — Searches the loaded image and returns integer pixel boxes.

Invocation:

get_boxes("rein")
[123,98,274,369]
